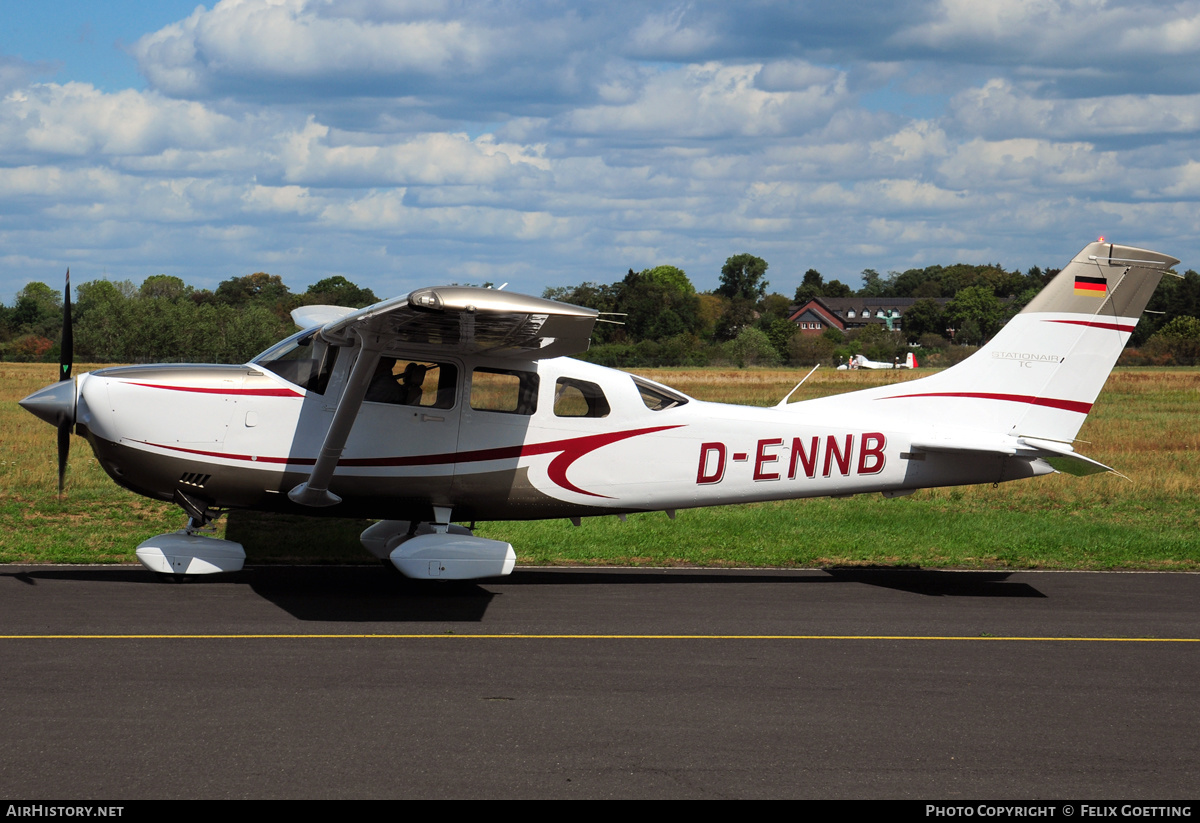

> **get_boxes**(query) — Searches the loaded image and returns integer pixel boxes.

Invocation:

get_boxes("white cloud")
[1115,8,1200,55]
[277,119,551,187]
[939,137,1124,189]
[950,78,1200,139]
[627,7,719,59]
[561,62,849,139]
[0,83,241,159]
[132,0,492,96]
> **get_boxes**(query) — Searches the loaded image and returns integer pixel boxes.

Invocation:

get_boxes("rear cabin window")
[365,358,457,409]
[470,368,538,415]
[632,376,689,411]
[553,377,610,418]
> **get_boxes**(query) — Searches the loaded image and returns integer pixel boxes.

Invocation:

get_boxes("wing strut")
[287,334,382,507]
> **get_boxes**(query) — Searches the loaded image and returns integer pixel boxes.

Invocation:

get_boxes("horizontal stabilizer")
[1017,437,1116,476]
[910,437,1116,477]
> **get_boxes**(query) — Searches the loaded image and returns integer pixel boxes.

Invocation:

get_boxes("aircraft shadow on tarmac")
[3,566,496,623]
[4,564,1044,625]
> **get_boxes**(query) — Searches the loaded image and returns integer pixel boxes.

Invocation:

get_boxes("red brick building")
[787,297,952,336]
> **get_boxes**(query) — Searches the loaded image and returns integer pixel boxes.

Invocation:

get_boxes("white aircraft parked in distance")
[837,352,918,370]
[20,241,1178,581]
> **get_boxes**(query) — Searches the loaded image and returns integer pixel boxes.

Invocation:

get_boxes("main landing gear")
[360,508,516,580]
[134,496,513,582]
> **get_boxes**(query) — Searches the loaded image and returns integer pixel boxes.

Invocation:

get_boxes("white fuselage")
[72,352,1042,524]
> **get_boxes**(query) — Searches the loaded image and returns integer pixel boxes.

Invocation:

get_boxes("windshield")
[253,329,341,394]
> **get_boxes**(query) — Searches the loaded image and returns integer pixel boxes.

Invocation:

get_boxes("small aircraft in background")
[20,241,1178,581]
[837,352,918,371]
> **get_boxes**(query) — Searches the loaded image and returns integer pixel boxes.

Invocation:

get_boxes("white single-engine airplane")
[837,352,918,370]
[20,241,1178,580]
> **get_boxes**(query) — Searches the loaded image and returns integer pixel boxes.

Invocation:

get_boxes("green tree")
[787,332,836,367]
[823,279,853,298]
[214,272,293,318]
[858,269,886,297]
[616,268,702,342]
[140,275,191,301]
[721,326,781,368]
[900,298,946,342]
[1144,315,1200,365]
[945,286,1004,342]
[758,293,791,321]
[716,254,769,301]
[641,265,695,294]
[1133,269,1200,346]
[793,269,824,304]
[762,317,798,360]
[303,276,378,308]
[714,297,757,341]
[75,280,136,361]
[12,281,62,339]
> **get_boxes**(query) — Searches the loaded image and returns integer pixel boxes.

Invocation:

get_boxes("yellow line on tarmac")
[0,634,1198,641]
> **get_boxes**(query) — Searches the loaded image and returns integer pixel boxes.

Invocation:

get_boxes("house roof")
[787,296,954,329]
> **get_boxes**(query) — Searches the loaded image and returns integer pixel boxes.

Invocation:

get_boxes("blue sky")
[3,0,1199,304]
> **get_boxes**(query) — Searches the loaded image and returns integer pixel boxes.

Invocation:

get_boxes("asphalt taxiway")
[1,565,1197,799]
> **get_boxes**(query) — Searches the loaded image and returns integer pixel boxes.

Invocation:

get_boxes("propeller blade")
[57,423,70,498]
[57,268,73,497]
[17,269,78,499]
[60,268,72,382]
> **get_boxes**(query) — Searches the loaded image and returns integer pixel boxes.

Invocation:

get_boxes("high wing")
[301,286,598,361]
[286,286,599,507]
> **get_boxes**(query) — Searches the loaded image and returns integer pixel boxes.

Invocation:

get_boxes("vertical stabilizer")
[800,242,1178,444]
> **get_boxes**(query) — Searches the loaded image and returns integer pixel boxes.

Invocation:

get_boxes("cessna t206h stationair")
[20,241,1178,580]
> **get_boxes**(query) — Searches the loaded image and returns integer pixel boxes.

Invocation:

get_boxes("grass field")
[2,362,1198,570]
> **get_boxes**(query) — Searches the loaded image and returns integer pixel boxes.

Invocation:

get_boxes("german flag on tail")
[1074,275,1107,297]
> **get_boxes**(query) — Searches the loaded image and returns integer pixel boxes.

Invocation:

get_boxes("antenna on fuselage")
[776,364,820,407]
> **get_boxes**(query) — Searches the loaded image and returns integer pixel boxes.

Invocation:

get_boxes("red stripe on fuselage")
[131,425,683,498]
[128,382,303,398]
[881,392,1092,414]
[1045,319,1136,333]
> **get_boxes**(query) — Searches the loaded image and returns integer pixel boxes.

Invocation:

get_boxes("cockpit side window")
[365,358,457,408]
[554,377,610,418]
[253,332,341,395]
[470,367,539,415]
[632,376,689,411]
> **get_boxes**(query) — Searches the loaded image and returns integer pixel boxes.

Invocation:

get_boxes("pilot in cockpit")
[366,358,430,406]
[399,362,427,406]
[365,357,403,404]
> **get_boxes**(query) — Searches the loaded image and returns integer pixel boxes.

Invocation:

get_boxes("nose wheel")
[135,491,245,578]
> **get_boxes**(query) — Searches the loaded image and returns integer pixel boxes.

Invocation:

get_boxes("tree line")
[0,273,377,364]
[4,255,1199,367]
